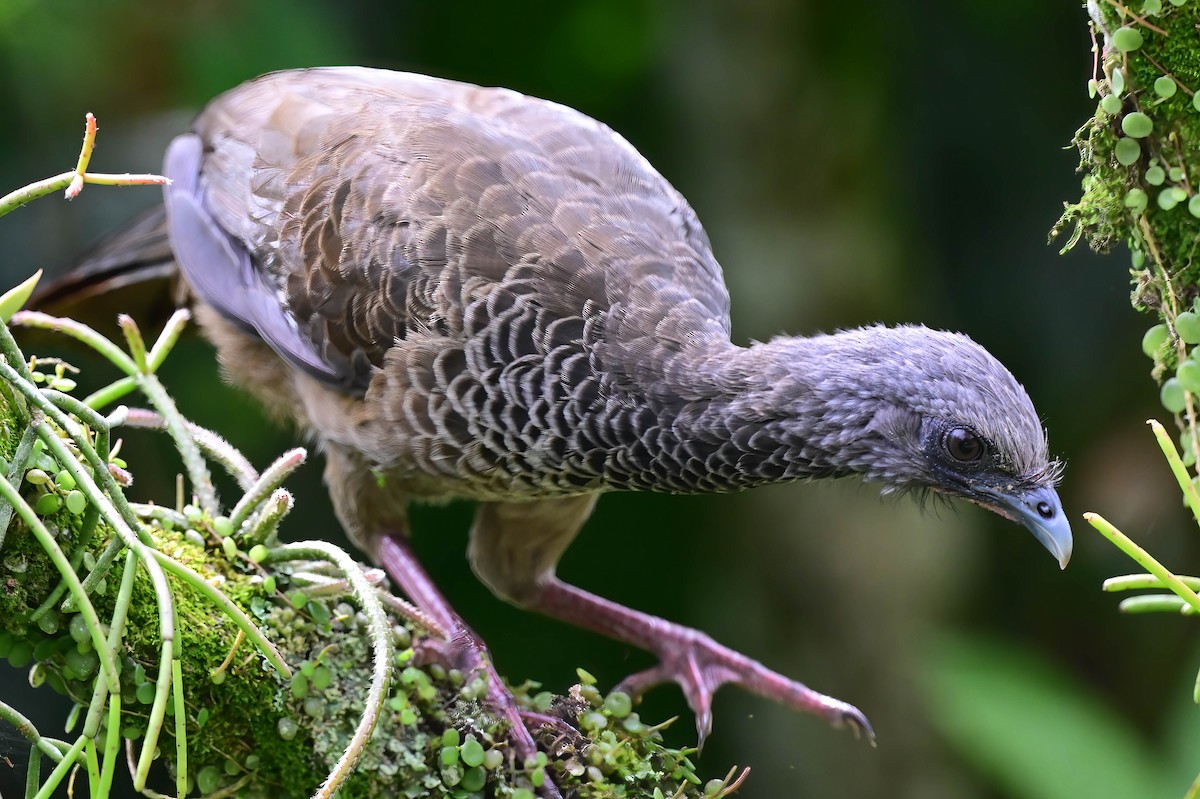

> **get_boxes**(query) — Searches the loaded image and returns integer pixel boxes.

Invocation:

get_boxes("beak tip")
[986,484,1072,571]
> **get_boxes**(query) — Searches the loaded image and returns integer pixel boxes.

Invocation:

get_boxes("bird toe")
[836,704,876,746]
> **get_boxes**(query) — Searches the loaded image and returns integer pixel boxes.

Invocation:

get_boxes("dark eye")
[945,427,984,463]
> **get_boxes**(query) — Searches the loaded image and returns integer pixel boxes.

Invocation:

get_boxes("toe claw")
[694,706,713,752]
[836,705,876,746]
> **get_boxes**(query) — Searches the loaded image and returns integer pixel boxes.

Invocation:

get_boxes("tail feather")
[34,205,184,329]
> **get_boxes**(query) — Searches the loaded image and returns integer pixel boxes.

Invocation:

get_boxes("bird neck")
[602,333,895,494]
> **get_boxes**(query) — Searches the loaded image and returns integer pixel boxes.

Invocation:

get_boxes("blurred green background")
[1,1,1197,798]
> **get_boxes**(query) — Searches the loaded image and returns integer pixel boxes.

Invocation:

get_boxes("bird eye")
[945,427,984,463]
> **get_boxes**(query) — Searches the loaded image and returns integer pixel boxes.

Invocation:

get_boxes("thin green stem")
[24,746,41,799]
[130,503,192,530]
[0,171,75,218]
[84,548,139,739]
[40,388,111,454]
[10,312,137,376]
[138,563,181,792]
[62,537,123,613]
[1148,419,1200,526]
[120,408,258,491]
[0,421,41,549]
[28,502,100,623]
[0,699,67,763]
[85,670,111,757]
[149,549,292,680]
[0,320,35,384]
[1085,513,1200,615]
[1103,573,1200,591]
[136,638,174,790]
[245,489,292,546]
[147,309,191,372]
[1116,594,1195,614]
[172,658,188,799]
[135,373,218,516]
[118,315,149,373]
[32,734,86,799]
[84,376,137,410]
[97,694,121,799]
[0,160,166,216]
[267,541,393,799]
[78,172,169,187]
[229,448,305,530]
[65,113,97,200]
[86,738,100,798]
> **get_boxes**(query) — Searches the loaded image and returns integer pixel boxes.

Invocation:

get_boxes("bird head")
[773,324,1071,568]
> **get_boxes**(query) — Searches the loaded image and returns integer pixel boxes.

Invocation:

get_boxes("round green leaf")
[1114,137,1140,165]
[1178,362,1200,392]
[1122,112,1153,138]
[1162,378,1187,413]
[1154,76,1177,98]
[1158,187,1189,212]
[1112,26,1144,52]
[1142,324,1169,357]
[1178,310,1200,343]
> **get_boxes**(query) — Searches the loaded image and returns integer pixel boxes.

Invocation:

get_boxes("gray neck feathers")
[594,324,1044,495]
[595,332,893,494]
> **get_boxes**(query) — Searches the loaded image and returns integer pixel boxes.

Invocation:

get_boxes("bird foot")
[613,626,875,748]
[376,536,564,798]
[530,578,874,748]
[414,628,554,751]
[413,628,565,798]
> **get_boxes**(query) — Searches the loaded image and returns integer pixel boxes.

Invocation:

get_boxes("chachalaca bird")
[43,66,1071,771]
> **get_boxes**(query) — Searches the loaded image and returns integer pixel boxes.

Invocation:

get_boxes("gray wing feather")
[163,134,363,388]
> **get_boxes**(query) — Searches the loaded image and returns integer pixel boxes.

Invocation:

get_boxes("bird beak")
[975,484,1073,569]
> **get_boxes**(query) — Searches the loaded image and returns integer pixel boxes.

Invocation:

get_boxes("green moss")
[1060,4,1200,389]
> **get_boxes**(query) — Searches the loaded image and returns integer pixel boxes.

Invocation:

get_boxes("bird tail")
[33,205,185,329]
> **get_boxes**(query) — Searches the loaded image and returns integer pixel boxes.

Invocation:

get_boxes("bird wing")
[166,67,733,393]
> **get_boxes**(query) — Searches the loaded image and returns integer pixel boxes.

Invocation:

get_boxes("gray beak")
[982,484,1073,569]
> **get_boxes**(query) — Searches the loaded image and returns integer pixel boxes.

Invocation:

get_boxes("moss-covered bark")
[1059,1,1200,448]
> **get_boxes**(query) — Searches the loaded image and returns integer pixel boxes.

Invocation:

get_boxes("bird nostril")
[1036,500,1055,519]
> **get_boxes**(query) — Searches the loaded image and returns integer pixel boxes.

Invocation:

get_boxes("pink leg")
[530,577,874,748]
[376,535,563,798]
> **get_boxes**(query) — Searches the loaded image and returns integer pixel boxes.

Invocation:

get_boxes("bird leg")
[468,497,874,748]
[527,577,875,748]
[374,535,563,797]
